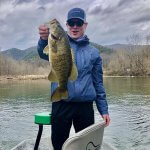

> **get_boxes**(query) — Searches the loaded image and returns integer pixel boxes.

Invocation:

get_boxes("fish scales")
[43,19,78,101]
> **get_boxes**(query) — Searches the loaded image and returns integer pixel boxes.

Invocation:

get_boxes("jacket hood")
[68,34,89,45]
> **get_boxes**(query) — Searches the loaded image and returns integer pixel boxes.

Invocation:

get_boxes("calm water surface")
[0,77,150,150]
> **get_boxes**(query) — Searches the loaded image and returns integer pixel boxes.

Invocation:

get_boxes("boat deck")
[11,137,115,150]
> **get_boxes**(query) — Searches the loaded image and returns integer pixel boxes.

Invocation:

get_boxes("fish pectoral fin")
[48,69,58,82]
[69,48,78,80]
[71,48,75,62]
[51,88,68,101]
[43,45,49,55]
[69,63,78,80]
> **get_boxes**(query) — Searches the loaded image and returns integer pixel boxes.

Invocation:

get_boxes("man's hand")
[39,25,49,40]
[102,114,110,127]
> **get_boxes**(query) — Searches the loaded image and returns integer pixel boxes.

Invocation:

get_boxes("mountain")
[1,48,25,60]
[1,43,113,61]
[105,43,149,50]
[105,44,130,50]
[91,42,113,54]
[21,46,39,61]
[1,46,38,61]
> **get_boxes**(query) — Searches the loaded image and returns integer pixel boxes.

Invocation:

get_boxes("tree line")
[0,54,49,76]
[0,34,150,77]
[103,34,150,76]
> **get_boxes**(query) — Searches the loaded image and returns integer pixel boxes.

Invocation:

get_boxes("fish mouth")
[51,33,59,40]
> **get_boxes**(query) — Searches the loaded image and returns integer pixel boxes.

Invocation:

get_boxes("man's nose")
[72,25,78,28]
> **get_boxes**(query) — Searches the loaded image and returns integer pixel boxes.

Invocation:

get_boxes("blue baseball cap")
[67,8,86,22]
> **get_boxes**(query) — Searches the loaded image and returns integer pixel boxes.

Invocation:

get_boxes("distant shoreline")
[0,75,48,81]
[0,75,149,82]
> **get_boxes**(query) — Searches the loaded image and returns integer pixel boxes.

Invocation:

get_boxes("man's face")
[66,18,88,39]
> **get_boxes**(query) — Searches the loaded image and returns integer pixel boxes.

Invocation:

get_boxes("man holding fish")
[37,8,110,150]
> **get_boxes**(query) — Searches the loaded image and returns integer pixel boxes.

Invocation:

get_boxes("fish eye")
[51,22,55,25]
[51,34,58,40]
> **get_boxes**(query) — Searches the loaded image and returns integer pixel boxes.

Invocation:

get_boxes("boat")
[11,120,115,150]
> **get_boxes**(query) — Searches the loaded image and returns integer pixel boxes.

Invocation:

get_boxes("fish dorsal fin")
[69,48,78,80]
[43,45,49,55]
[48,68,58,82]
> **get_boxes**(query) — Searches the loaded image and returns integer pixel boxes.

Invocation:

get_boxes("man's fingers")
[39,25,48,31]
[38,24,49,40]
[105,118,110,126]
[39,28,49,33]
[39,25,49,35]
[105,117,110,126]
[39,31,49,36]
[102,114,110,127]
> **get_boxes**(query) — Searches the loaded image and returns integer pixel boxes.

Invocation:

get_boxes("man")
[37,8,110,150]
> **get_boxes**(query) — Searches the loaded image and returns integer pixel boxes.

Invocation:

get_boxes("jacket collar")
[68,34,89,45]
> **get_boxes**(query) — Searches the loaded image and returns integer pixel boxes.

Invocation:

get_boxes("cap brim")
[67,17,85,22]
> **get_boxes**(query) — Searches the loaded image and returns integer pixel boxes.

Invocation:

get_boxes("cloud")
[14,0,33,5]
[88,5,102,15]
[0,0,150,50]
[131,9,150,23]
[117,0,135,7]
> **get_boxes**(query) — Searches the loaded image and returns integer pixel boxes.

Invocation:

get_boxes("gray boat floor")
[11,136,115,150]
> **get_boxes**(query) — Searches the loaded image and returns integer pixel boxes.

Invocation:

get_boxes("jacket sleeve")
[37,38,49,61]
[92,49,108,115]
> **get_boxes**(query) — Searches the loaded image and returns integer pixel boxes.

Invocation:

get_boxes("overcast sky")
[0,0,150,50]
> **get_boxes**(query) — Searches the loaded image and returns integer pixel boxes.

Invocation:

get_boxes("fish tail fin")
[51,88,68,102]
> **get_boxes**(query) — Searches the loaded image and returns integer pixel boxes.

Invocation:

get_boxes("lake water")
[0,77,150,150]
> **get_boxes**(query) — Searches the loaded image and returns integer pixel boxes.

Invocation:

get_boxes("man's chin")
[70,34,80,39]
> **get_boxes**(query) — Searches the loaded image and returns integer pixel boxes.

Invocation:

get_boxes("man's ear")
[66,23,69,28]
[84,22,88,29]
